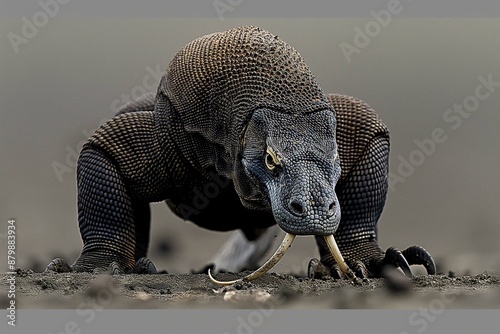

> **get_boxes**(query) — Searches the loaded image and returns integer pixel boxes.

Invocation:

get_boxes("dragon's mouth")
[208,232,359,285]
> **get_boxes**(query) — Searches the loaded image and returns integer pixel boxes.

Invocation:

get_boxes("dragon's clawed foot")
[308,258,370,279]
[308,245,436,279]
[45,257,73,273]
[374,245,436,278]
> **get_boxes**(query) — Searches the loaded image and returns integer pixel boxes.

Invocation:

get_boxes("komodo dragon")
[47,26,436,282]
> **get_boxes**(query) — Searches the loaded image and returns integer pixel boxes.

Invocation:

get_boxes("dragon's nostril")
[289,200,305,216]
[327,201,336,216]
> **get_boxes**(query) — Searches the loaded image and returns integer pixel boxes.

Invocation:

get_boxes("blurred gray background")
[1,18,499,275]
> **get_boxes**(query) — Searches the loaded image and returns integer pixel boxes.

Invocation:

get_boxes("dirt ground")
[2,267,499,309]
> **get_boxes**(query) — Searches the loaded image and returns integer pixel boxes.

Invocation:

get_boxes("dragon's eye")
[265,146,281,171]
[265,153,275,170]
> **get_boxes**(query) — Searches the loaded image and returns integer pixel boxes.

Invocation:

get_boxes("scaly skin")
[47,26,435,278]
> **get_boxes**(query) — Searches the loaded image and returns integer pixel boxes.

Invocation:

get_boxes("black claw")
[308,258,331,279]
[134,257,158,274]
[402,245,437,275]
[108,262,124,275]
[384,247,413,278]
[352,260,369,278]
[330,265,344,279]
[46,258,72,273]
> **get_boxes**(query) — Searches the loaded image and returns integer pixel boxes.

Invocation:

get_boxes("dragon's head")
[236,108,341,236]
